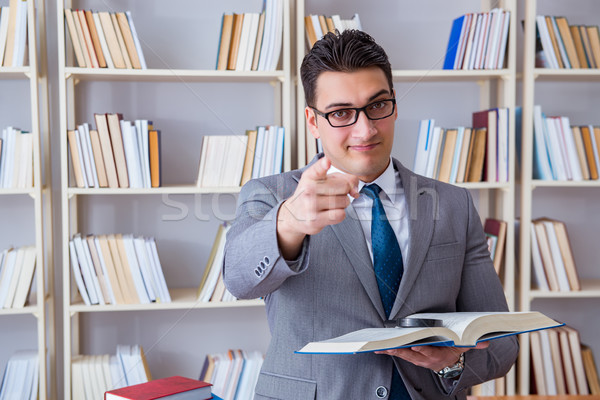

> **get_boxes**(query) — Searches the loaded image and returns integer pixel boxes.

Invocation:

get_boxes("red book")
[105,376,213,400]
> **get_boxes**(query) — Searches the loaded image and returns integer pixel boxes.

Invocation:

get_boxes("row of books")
[215,0,283,71]
[0,350,38,399]
[536,15,600,69]
[196,224,236,303]
[64,8,146,69]
[68,114,161,189]
[443,8,510,70]
[0,127,33,189]
[530,326,599,395]
[72,345,151,400]
[0,245,36,309]
[532,105,600,181]
[197,125,284,188]
[413,108,509,184]
[483,218,507,275]
[69,234,170,306]
[530,218,580,292]
[200,350,264,400]
[0,1,28,67]
[304,13,362,48]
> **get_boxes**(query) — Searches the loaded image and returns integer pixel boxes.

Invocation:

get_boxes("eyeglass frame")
[309,98,397,128]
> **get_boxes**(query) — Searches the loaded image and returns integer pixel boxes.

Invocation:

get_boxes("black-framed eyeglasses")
[310,98,396,128]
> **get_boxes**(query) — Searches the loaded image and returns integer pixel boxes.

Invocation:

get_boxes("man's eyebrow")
[323,89,392,110]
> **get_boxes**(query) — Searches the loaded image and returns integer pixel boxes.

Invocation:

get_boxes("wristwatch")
[436,353,465,379]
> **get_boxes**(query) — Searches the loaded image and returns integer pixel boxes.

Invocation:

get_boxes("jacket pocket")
[424,242,462,261]
[254,372,317,400]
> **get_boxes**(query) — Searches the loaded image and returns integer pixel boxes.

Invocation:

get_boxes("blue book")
[443,15,466,69]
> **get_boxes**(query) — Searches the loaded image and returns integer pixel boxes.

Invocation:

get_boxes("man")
[223,30,517,399]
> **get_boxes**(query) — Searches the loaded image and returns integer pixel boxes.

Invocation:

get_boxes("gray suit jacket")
[223,156,518,400]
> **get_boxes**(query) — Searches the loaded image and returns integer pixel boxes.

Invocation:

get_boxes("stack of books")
[530,218,580,292]
[71,345,151,399]
[412,108,509,184]
[68,114,161,189]
[304,13,362,48]
[196,224,235,303]
[0,245,36,308]
[532,105,600,181]
[0,127,33,189]
[196,125,284,188]
[536,16,600,69]
[443,8,510,70]
[200,350,264,400]
[64,8,146,69]
[530,325,596,395]
[0,350,38,399]
[0,0,28,67]
[215,0,283,71]
[69,234,170,306]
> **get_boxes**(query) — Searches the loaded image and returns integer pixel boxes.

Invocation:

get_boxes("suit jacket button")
[376,386,388,398]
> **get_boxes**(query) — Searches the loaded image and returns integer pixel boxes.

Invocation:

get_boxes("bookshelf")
[57,0,290,398]
[295,0,517,395]
[0,0,53,399]
[519,0,600,394]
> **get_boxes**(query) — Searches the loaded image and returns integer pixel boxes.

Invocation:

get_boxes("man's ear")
[305,106,320,139]
[392,89,398,121]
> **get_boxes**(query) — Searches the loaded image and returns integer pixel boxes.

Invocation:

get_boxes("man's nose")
[352,110,377,138]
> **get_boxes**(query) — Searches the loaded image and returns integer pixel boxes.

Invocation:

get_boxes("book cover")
[297,311,562,354]
[104,375,212,400]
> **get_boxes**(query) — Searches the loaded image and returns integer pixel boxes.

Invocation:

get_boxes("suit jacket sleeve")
[223,177,310,300]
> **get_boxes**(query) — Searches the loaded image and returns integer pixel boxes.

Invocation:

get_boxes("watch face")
[442,368,463,379]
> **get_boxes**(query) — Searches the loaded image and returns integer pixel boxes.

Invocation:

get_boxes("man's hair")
[300,30,393,107]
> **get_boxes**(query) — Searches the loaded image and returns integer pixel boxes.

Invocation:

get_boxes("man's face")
[305,67,397,183]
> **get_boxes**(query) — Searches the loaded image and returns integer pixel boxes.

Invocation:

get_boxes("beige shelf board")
[64,67,286,83]
[455,182,511,190]
[534,68,600,81]
[0,304,40,316]
[0,187,36,195]
[529,279,600,299]
[531,179,600,189]
[0,66,30,79]
[68,288,264,313]
[67,185,241,195]
[392,69,511,82]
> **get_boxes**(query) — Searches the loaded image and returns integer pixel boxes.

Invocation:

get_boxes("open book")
[297,311,562,354]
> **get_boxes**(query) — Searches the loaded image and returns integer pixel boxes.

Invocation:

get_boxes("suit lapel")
[389,160,435,318]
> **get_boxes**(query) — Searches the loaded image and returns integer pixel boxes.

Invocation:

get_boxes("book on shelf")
[0,350,39,399]
[536,15,600,69]
[443,8,510,70]
[69,234,169,306]
[1,0,28,67]
[105,376,212,400]
[304,13,361,49]
[0,126,33,189]
[483,218,507,275]
[200,350,263,400]
[215,0,283,72]
[0,245,36,309]
[297,311,562,354]
[582,343,600,394]
[65,8,146,69]
[196,224,237,303]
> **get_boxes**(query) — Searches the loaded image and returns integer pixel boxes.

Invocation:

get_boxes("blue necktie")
[362,184,410,400]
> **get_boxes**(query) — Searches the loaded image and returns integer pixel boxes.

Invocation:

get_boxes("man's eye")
[369,101,385,110]
[331,110,350,119]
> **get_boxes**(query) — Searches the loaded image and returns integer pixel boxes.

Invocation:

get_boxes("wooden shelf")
[392,69,512,82]
[67,185,241,195]
[64,67,286,83]
[0,304,41,316]
[533,68,600,81]
[0,66,31,79]
[0,188,36,195]
[530,179,600,189]
[68,288,264,313]
[529,279,600,299]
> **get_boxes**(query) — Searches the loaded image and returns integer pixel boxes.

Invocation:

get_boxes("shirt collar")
[327,158,398,204]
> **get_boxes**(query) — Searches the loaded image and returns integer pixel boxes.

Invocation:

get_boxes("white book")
[262,126,277,178]
[147,238,170,303]
[351,13,362,30]
[532,105,554,180]
[3,246,25,308]
[558,117,582,181]
[467,13,483,70]
[484,9,502,69]
[5,127,19,188]
[0,7,11,66]
[474,12,491,69]
[0,128,7,187]
[551,117,573,180]
[11,0,27,67]
[0,249,16,308]
[135,120,151,188]
[81,124,99,188]
[115,345,132,387]
[109,354,127,390]
[204,136,228,187]
[196,135,210,187]
[425,126,441,178]
[126,11,146,69]
[331,15,343,33]
[544,116,568,180]
[268,0,284,70]
[74,128,89,188]
[496,108,509,182]
[251,126,266,179]
[10,129,23,188]
[243,13,260,71]
[550,16,570,68]
[10,246,35,308]
[310,15,323,41]
[68,241,91,306]
[93,237,117,305]
[536,16,559,69]
[273,126,285,174]
[131,236,157,302]
[530,224,550,291]
[257,0,274,71]
[81,236,106,305]
[542,221,571,291]
[84,356,102,400]
[100,354,113,391]
[72,235,101,305]
[93,12,114,68]
[120,121,143,188]
[449,127,465,184]
[121,234,151,304]
[461,14,479,70]
[412,119,432,175]
[198,225,229,302]
[226,135,248,186]
[539,330,558,394]
[235,12,252,71]
[15,130,31,188]
[495,10,510,69]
